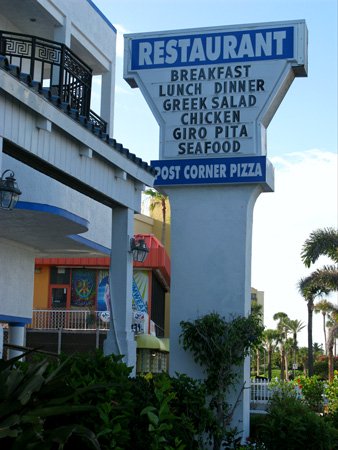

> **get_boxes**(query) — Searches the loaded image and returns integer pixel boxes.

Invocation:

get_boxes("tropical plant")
[1,350,221,450]
[144,188,168,245]
[255,382,336,450]
[301,227,338,268]
[0,353,100,450]
[327,320,338,382]
[300,227,338,378]
[298,274,330,376]
[294,375,325,413]
[314,299,335,354]
[140,376,185,450]
[298,346,309,375]
[251,300,264,377]
[273,312,290,380]
[180,312,264,449]
[286,318,305,375]
[262,329,280,380]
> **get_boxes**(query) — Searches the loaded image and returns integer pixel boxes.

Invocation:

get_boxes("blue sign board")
[151,156,267,186]
[131,27,294,70]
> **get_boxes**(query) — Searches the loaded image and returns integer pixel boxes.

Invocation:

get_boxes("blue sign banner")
[151,156,267,186]
[131,27,294,70]
[132,279,147,313]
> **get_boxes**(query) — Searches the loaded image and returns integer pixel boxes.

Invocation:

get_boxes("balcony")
[29,309,165,336]
[29,309,110,331]
[0,30,107,133]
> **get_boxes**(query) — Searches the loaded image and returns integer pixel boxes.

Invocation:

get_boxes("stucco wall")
[0,239,35,321]
[4,155,112,250]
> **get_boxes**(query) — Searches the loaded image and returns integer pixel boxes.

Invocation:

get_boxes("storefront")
[33,234,170,339]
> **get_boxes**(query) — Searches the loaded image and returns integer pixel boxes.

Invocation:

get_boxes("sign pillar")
[124,20,307,439]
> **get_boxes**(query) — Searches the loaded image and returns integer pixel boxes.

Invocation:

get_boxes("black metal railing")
[0,30,107,133]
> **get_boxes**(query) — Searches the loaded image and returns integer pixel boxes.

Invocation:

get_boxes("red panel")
[35,234,171,289]
[35,257,110,267]
[133,234,170,288]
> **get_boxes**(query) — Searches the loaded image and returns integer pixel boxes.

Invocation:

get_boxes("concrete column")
[0,136,3,172]
[104,206,136,371]
[0,326,3,358]
[54,17,71,46]
[167,183,264,437]
[100,68,115,135]
[8,322,26,359]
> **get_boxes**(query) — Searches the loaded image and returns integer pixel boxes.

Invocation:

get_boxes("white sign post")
[124,20,307,440]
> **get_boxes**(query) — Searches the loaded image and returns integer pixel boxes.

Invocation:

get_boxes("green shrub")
[1,351,216,449]
[294,375,325,413]
[253,383,336,450]
[325,372,338,415]
[314,356,338,379]
[0,353,100,450]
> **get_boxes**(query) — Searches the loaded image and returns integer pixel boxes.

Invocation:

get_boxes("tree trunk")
[323,313,327,355]
[280,346,285,380]
[327,324,338,382]
[284,352,289,381]
[308,300,314,376]
[328,345,334,383]
[268,347,272,381]
[256,348,260,377]
[161,199,166,246]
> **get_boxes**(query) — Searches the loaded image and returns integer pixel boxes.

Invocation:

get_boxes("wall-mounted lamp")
[130,237,149,263]
[0,170,21,210]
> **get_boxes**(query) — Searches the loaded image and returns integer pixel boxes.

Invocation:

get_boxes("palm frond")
[301,227,338,267]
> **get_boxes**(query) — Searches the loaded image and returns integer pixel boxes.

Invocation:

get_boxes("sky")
[92,0,338,348]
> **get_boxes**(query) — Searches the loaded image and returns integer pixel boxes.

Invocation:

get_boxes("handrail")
[0,30,107,133]
[29,309,110,331]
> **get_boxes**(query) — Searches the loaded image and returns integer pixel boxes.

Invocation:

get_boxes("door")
[49,285,70,328]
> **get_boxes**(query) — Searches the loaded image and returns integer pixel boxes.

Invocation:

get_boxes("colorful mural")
[71,269,96,307]
[97,270,110,322]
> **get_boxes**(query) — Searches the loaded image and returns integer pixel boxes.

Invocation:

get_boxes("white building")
[0,0,154,367]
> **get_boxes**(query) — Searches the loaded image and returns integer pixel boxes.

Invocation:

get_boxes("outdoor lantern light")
[0,170,21,210]
[130,237,149,263]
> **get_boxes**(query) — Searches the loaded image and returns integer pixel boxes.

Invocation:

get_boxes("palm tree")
[263,329,279,380]
[298,275,329,376]
[251,301,263,376]
[314,299,335,354]
[144,188,168,245]
[301,227,338,267]
[298,347,308,375]
[286,318,305,375]
[273,312,290,380]
[324,307,338,381]
[300,227,338,377]
[284,337,295,380]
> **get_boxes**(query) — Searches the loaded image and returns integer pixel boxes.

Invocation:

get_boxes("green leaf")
[24,404,94,418]
[0,428,19,438]
[47,425,100,450]
[18,373,46,405]
[146,411,159,426]
[4,370,25,397]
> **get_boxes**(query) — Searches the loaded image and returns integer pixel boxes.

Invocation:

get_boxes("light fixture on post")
[130,237,149,263]
[0,170,21,210]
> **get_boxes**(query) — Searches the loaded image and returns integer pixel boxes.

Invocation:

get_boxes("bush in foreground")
[251,381,338,450]
[0,351,215,449]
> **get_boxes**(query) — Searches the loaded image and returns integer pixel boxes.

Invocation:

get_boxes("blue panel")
[151,156,266,186]
[0,314,31,324]
[16,202,89,229]
[68,234,111,255]
[131,27,294,70]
